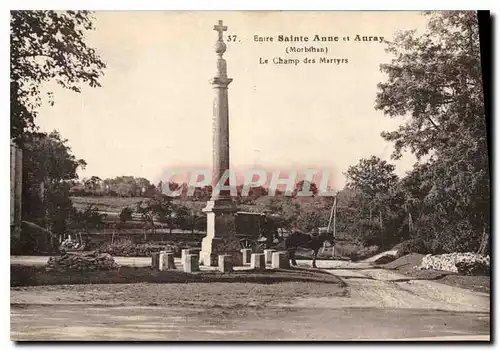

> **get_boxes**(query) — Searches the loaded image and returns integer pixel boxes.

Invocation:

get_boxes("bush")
[334,244,379,261]
[119,207,133,222]
[393,238,427,256]
[98,240,198,257]
[455,260,490,276]
[353,245,380,260]
[11,223,59,255]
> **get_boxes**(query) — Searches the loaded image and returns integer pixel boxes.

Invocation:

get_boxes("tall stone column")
[199,20,241,266]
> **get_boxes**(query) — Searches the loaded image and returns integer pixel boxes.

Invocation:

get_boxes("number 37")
[227,35,237,42]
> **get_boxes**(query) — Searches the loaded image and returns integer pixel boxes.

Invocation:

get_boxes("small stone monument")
[264,249,276,264]
[250,253,266,270]
[241,248,252,265]
[271,251,290,269]
[159,251,176,271]
[181,249,191,267]
[184,254,200,273]
[218,254,233,273]
[151,252,160,269]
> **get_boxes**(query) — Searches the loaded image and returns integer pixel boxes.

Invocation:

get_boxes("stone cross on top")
[213,20,227,41]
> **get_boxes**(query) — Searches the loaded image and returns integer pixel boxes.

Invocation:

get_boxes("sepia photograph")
[10,10,490,341]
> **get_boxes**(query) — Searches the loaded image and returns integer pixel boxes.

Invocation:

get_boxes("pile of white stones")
[46,251,120,272]
[418,252,490,275]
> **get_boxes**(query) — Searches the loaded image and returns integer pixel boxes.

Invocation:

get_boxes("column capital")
[210,77,233,87]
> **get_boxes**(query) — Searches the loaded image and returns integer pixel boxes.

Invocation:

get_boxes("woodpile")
[45,251,120,272]
[418,252,490,275]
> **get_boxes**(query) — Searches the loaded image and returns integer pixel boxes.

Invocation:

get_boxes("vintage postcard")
[10,10,490,341]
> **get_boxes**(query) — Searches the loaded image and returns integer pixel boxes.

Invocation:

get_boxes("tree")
[119,207,133,222]
[11,11,105,145]
[84,176,102,194]
[293,180,318,197]
[136,200,155,241]
[376,11,485,160]
[294,209,323,232]
[137,194,175,239]
[45,182,74,237]
[22,131,86,233]
[71,204,106,234]
[376,11,489,253]
[345,156,398,196]
[344,156,400,248]
[173,204,190,231]
[100,176,158,198]
[254,196,300,231]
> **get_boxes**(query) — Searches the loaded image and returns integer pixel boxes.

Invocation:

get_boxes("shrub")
[334,244,379,261]
[455,260,490,276]
[394,238,427,256]
[119,207,133,222]
[354,245,380,260]
[98,240,197,257]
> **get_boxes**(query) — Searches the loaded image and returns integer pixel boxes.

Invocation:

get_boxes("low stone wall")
[418,252,490,275]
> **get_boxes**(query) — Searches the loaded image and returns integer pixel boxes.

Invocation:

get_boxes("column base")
[200,198,241,266]
[199,237,242,266]
[203,198,237,213]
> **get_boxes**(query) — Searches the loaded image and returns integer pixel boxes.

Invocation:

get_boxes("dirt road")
[11,259,490,341]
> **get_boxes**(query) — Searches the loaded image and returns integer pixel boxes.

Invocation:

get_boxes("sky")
[36,11,430,189]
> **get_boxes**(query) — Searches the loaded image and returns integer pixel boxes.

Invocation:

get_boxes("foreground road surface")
[11,259,490,341]
[11,304,489,341]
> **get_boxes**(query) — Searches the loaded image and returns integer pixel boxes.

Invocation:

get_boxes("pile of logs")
[418,252,490,275]
[45,251,120,272]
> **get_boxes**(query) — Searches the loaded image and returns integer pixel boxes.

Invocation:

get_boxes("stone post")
[250,253,266,270]
[264,249,276,264]
[184,254,200,273]
[151,252,160,269]
[200,20,242,267]
[241,248,252,265]
[271,251,290,269]
[218,254,233,273]
[159,251,176,271]
[181,249,191,267]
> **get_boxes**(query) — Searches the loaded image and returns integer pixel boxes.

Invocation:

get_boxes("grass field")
[71,196,146,212]
[71,196,213,216]
[11,265,344,287]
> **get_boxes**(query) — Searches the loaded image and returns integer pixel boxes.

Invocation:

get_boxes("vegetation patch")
[97,239,195,257]
[11,265,344,288]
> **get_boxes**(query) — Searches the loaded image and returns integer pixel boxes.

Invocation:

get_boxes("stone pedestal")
[184,254,200,273]
[181,249,191,266]
[264,249,276,264]
[159,251,176,271]
[271,251,290,269]
[200,200,242,266]
[218,254,233,273]
[151,252,160,269]
[241,249,252,265]
[250,253,266,270]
